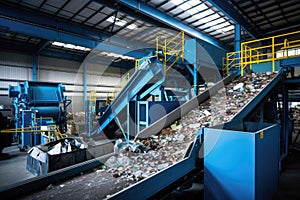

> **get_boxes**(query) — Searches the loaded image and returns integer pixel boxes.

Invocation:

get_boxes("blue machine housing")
[203,121,280,200]
[8,81,71,149]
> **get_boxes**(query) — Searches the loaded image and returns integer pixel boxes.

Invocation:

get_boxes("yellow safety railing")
[89,90,97,112]
[107,31,185,105]
[223,51,242,77]
[1,125,65,143]
[224,30,300,76]
[106,72,130,105]
[157,31,185,76]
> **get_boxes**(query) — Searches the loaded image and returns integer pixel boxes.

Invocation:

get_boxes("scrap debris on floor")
[22,72,278,199]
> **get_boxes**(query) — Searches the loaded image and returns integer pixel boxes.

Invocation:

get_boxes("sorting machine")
[6,81,71,150]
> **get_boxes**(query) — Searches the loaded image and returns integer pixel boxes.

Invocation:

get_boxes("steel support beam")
[235,23,241,67]
[84,62,87,131]
[32,54,37,81]
[282,83,289,158]
[0,3,148,58]
[117,0,230,51]
[207,0,259,39]
[194,64,198,96]
[235,24,241,53]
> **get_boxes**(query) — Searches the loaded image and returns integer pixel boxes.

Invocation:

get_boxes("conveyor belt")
[137,73,237,138]
[231,72,282,122]
[1,72,283,199]
[108,72,284,199]
[92,60,164,137]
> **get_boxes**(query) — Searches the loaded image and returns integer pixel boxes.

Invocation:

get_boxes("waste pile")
[66,112,85,135]
[104,72,278,186]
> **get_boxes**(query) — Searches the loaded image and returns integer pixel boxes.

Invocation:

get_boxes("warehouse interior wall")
[0,51,127,113]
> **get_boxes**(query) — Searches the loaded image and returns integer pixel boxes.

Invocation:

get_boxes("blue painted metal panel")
[234,24,241,53]
[234,23,241,71]
[118,0,230,51]
[280,57,300,67]
[128,101,182,135]
[207,0,258,38]
[251,61,280,73]
[94,60,165,136]
[204,122,280,199]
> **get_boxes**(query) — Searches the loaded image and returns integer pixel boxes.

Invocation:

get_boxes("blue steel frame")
[0,2,147,58]
[32,54,37,81]
[118,0,230,51]
[207,0,258,38]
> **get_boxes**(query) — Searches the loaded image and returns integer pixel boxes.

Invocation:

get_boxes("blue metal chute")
[92,58,165,137]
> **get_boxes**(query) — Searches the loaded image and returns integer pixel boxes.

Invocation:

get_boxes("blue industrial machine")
[8,81,71,150]
[93,33,214,141]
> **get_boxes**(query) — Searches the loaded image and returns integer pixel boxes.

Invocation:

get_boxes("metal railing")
[223,30,300,76]
[107,31,185,105]
[157,31,185,77]
[1,124,65,143]
[89,90,97,112]
[106,72,130,105]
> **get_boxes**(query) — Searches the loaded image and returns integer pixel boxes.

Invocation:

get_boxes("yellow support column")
[181,31,184,63]
[241,43,244,76]
[272,37,275,72]
[164,39,167,77]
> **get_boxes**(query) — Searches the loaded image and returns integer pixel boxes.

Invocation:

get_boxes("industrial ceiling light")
[98,51,135,60]
[51,41,91,51]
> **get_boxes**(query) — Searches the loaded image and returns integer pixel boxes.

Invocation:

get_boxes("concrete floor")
[0,146,34,188]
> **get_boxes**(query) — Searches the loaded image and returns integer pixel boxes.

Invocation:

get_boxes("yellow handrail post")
[250,48,252,70]
[164,39,167,77]
[241,43,244,76]
[272,37,275,72]
[181,31,184,62]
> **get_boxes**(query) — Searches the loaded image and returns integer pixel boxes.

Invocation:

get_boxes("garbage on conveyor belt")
[114,139,158,154]
[104,72,279,184]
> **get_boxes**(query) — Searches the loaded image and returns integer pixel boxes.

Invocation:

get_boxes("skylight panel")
[200,13,220,23]
[188,0,200,7]
[194,3,208,12]
[180,2,192,10]
[188,7,201,15]
[206,18,225,27]
[106,16,137,30]
[170,0,185,6]
[213,22,230,30]
[193,9,214,19]
[220,25,234,33]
